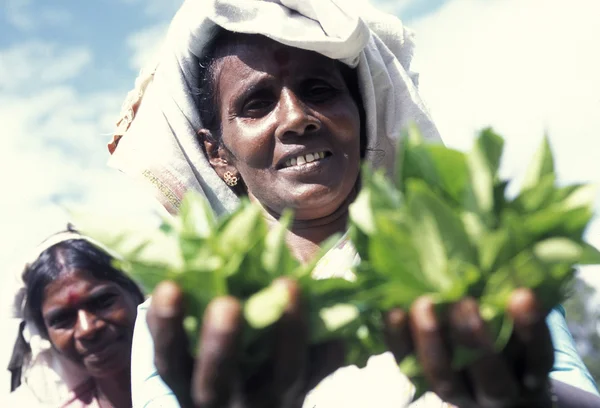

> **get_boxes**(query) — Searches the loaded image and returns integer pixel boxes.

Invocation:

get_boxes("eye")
[241,89,276,117]
[89,293,118,311]
[307,84,336,99]
[243,99,274,115]
[48,312,76,329]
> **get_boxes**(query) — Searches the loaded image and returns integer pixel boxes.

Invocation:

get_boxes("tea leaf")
[521,135,555,192]
[244,284,289,329]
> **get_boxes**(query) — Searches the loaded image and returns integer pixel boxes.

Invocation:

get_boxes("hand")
[384,288,555,408]
[146,278,345,408]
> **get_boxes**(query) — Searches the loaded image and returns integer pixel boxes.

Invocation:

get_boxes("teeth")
[284,151,327,168]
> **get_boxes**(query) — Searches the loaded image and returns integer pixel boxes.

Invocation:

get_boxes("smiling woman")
[3,228,144,408]
[107,1,600,407]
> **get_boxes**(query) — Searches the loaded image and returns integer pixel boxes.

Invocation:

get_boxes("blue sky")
[1,0,599,291]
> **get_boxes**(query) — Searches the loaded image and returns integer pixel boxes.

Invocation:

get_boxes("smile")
[283,151,330,169]
[81,335,124,361]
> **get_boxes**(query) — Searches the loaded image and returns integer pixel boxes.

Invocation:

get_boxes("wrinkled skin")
[202,34,361,222]
[147,34,572,408]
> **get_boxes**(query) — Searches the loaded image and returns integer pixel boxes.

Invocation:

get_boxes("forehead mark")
[66,289,81,306]
[273,48,290,77]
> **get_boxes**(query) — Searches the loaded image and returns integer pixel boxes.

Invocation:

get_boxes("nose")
[275,89,321,139]
[74,310,104,340]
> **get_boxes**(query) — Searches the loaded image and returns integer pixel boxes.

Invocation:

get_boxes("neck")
[95,368,131,408]
[261,190,356,264]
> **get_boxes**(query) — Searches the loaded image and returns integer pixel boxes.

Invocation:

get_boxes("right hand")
[146,278,345,408]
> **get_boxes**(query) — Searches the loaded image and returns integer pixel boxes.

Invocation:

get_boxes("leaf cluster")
[348,126,600,398]
[77,127,600,399]
[77,195,375,379]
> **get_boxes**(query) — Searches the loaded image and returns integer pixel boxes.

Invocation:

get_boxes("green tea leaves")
[78,126,598,402]
[350,127,599,400]
[244,283,290,329]
[521,135,555,193]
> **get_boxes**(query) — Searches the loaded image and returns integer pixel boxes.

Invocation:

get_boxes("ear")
[198,128,237,179]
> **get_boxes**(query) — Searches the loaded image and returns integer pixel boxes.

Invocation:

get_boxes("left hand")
[383,288,555,408]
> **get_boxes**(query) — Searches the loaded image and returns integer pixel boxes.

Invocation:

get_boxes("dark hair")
[23,238,145,338]
[193,31,367,158]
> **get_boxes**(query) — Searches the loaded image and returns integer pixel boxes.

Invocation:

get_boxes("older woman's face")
[213,36,361,220]
[41,270,138,378]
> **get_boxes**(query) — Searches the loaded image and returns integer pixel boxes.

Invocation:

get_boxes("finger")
[448,298,518,407]
[383,308,412,362]
[272,278,308,402]
[508,289,554,394]
[192,296,243,408]
[410,296,469,404]
[305,340,346,391]
[147,281,194,406]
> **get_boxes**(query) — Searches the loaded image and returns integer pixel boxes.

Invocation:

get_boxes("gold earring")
[223,171,238,187]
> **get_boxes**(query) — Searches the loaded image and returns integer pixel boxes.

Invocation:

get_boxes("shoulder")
[131,298,180,408]
[546,305,599,396]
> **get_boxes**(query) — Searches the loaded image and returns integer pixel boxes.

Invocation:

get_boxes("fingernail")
[206,297,242,331]
[412,297,437,331]
[152,282,182,317]
[385,308,408,329]
[510,289,540,324]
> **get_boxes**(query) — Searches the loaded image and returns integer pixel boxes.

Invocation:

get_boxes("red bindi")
[66,290,80,306]
[273,49,290,77]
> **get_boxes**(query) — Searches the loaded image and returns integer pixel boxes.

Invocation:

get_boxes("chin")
[86,359,129,378]
[83,347,131,378]
[288,184,356,221]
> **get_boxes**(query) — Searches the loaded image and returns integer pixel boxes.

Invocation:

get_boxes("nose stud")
[224,171,239,187]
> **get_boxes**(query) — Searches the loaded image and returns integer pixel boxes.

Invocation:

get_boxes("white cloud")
[120,0,183,18]
[4,0,72,31]
[126,23,169,71]
[409,0,600,287]
[0,41,159,293]
[0,42,92,91]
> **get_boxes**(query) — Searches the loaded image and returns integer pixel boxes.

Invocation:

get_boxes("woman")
[107,0,600,407]
[3,228,145,407]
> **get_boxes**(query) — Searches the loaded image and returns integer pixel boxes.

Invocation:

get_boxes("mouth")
[81,335,124,362]
[280,150,332,170]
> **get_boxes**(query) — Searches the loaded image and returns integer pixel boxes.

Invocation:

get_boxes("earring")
[223,171,238,187]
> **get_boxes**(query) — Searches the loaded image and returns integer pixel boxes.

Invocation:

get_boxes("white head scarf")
[107,0,442,215]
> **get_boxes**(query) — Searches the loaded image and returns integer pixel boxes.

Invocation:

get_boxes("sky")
[1,0,599,289]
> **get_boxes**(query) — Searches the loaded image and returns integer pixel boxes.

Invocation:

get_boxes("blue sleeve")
[131,298,181,408]
[547,305,599,396]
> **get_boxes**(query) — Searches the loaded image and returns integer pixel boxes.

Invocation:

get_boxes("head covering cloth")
[107,0,442,215]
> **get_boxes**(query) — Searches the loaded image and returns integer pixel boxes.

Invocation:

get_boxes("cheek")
[110,299,139,328]
[327,105,361,151]
[222,120,276,169]
[47,329,72,355]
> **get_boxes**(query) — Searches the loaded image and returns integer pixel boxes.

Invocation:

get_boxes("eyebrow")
[231,75,273,104]
[230,66,343,106]
[43,285,116,322]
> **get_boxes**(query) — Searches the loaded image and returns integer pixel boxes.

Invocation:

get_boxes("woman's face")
[41,270,138,378]
[209,35,361,220]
